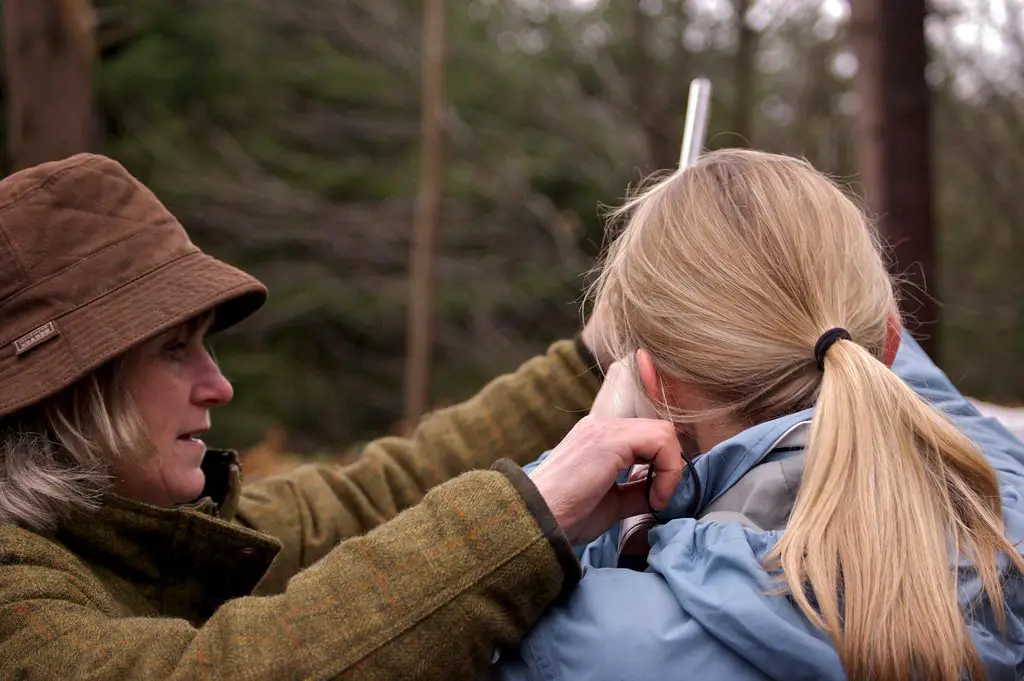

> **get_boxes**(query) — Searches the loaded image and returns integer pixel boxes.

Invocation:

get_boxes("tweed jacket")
[0,339,600,681]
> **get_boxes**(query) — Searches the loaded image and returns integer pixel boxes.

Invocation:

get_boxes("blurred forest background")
[2,0,1022,465]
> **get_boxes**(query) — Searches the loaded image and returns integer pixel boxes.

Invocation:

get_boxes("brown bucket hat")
[0,154,267,417]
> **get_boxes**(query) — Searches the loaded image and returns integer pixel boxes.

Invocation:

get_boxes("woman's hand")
[529,415,681,545]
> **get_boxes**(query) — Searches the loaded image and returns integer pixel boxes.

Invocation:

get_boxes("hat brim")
[66,250,269,359]
[0,251,267,416]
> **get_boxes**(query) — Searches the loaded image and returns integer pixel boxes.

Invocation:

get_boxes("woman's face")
[114,315,234,507]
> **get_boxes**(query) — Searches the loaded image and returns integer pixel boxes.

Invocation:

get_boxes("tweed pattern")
[238,339,600,591]
[0,339,600,680]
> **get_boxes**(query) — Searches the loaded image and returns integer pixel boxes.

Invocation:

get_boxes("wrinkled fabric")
[0,339,599,681]
[496,332,1024,681]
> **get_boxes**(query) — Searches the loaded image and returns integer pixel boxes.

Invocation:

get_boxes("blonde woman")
[495,149,1024,681]
[0,154,684,680]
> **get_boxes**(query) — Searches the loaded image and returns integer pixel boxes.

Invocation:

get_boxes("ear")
[882,310,902,368]
[635,348,663,404]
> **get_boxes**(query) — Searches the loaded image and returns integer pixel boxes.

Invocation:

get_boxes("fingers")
[619,419,683,510]
[647,454,683,510]
[600,417,682,511]
[532,416,683,537]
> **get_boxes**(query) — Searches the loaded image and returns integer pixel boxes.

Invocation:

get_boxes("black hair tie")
[814,327,851,371]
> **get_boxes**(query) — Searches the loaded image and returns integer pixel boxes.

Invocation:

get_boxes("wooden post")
[403,0,446,429]
[3,0,99,171]
[850,0,938,357]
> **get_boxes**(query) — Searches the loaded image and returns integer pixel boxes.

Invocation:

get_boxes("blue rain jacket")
[492,332,1024,681]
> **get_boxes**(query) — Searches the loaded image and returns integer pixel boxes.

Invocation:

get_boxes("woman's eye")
[163,340,189,356]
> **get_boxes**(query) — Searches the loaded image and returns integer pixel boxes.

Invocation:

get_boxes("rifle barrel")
[679,78,712,169]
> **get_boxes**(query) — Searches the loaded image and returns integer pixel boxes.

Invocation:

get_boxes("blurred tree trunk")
[732,0,756,146]
[801,36,834,168]
[403,0,446,428]
[850,0,938,358]
[630,2,665,170]
[3,0,99,171]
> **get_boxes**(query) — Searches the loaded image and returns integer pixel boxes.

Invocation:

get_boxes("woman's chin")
[170,469,207,505]
[166,447,208,503]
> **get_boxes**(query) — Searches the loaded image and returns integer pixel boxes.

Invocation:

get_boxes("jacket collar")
[53,449,281,624]
[654,409,814,523]
[192,448,244,518]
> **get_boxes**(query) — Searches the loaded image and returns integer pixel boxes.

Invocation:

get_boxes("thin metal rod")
[678,78,712,168]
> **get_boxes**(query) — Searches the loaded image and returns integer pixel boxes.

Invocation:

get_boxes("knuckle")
[577,415,602,438]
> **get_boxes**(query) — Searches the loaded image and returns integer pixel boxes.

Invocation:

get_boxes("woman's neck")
[691,419,746,454]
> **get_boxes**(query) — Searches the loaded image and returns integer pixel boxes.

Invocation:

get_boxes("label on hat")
[13,321,60,356]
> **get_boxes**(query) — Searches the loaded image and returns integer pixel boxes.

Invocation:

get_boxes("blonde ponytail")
[768,337,1024,680]
[591,147,1024,681]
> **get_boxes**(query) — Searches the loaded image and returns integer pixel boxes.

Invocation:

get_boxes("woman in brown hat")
[0,154,681,680]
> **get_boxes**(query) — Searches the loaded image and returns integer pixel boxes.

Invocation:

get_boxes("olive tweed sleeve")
[0,470,580,681]
[235,338,600,588]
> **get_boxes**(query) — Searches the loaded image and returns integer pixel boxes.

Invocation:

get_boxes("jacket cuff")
[491,458,581,598]
[573,333,605,381]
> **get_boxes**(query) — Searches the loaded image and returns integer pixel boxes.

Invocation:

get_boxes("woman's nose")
[192,355,234,407]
